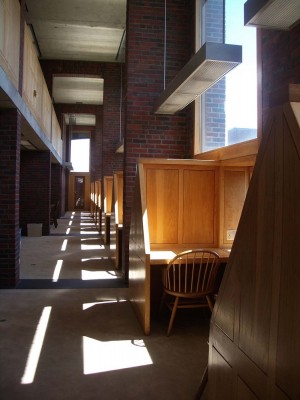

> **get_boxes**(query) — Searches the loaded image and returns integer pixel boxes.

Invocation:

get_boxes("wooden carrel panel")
[146,168,179,245]
[104,176,113,214]
[182,169,216,245]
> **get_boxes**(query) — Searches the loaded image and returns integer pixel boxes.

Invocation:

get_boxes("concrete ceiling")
[53,76,104,105]
[24,0,126,128]
[25,0,127,62]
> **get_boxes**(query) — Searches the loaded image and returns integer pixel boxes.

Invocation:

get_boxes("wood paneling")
[22,24,62,158]
[104,176,113,214]
[113,172,123,268]
[0,0,20,89]
[182,169,217,245]
[220,168,248,246]
[207,97,300,399]
[208,347,233,400]
[146,168,179,245]
[114,171,123,225]
[129,165,151,334]
[145,163,219,248]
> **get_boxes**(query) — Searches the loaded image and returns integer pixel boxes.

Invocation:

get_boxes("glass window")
[197,0,257,153]
[71,138,90,172]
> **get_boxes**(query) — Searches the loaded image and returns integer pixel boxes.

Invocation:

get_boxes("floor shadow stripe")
[15,279,127,289]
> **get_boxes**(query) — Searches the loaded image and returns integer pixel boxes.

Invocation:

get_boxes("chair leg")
[159,292,166,315]
[167,296,179,336]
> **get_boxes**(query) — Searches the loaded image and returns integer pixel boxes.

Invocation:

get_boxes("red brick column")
[123,0,195,279]
[0,109,21,287]
[20,151,51,236]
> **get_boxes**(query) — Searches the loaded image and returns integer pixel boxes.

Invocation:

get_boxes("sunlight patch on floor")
[21,307,52,384]
[81,244,104,250]
[61,239,68,251]
[83,336,153,374]
[80,230,99,235]
[82,299,126,310]
[81,257,109,262]
[81,270,119,280]
[52,260,63,282]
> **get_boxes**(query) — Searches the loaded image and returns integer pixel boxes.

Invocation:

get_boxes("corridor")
[0,212,210,400]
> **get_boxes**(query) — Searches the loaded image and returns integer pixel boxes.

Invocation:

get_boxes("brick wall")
[20,151,51,236]
[51,163,62,216]
[202,0,225,151]
[0,109,21,287]
[261,23,300,123]
[102,63,124,177]
[40,60,124,211]
[123,0,195,277]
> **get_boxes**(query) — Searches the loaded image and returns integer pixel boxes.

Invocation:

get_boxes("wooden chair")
[160,249,221,336]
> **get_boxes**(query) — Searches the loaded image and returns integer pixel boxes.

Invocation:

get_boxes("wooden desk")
[130,247,230,335]
[150,248,231,264]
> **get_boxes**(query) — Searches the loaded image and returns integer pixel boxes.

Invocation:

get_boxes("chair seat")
[159,249,221,336]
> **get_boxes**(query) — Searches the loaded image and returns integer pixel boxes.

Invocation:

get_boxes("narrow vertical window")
[197,0,257,153]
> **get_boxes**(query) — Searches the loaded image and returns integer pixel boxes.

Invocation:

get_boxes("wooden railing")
[0,1,62,160]
[22,24,62,158]
[0,0,20,90]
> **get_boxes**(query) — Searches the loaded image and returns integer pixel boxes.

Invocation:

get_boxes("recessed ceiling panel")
[25,0,126,28]
[32,22,124,61]
[64,114,96,126]
[25,0,127,62]
[53,77,103,105]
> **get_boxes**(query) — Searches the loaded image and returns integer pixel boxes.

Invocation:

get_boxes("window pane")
[199,0,257,152]
[71,138,90,172]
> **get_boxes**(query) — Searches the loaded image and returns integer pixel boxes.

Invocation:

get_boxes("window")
[196,0,258,154]
[71,138,90,172]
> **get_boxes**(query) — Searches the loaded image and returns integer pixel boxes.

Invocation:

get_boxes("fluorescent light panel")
[154,42,242,115]
[244,0,300,30]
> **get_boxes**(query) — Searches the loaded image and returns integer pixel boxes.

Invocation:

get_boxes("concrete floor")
[0,212,209,400]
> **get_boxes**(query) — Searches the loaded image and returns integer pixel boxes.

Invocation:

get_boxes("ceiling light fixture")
[244,0,300,30]
[154,42,242,115]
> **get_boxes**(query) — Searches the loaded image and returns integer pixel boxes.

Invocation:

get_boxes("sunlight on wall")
[21,307,52,384]
[83,336,153,374]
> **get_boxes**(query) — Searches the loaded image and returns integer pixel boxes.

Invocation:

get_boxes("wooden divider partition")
[96,180,102,232]
[0,0,20,90]
[206,87,300,400]
[90,180,102,231]
[103,176,113,244]
[112,171,123,268]
[129,158,253,335]
[90,181,95,218]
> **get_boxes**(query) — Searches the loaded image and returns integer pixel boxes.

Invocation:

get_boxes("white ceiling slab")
[25,0,127,62]
[25,0,126,27]
[53,77,104,105]
[65,114,96,126]
[30,22,125,62]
